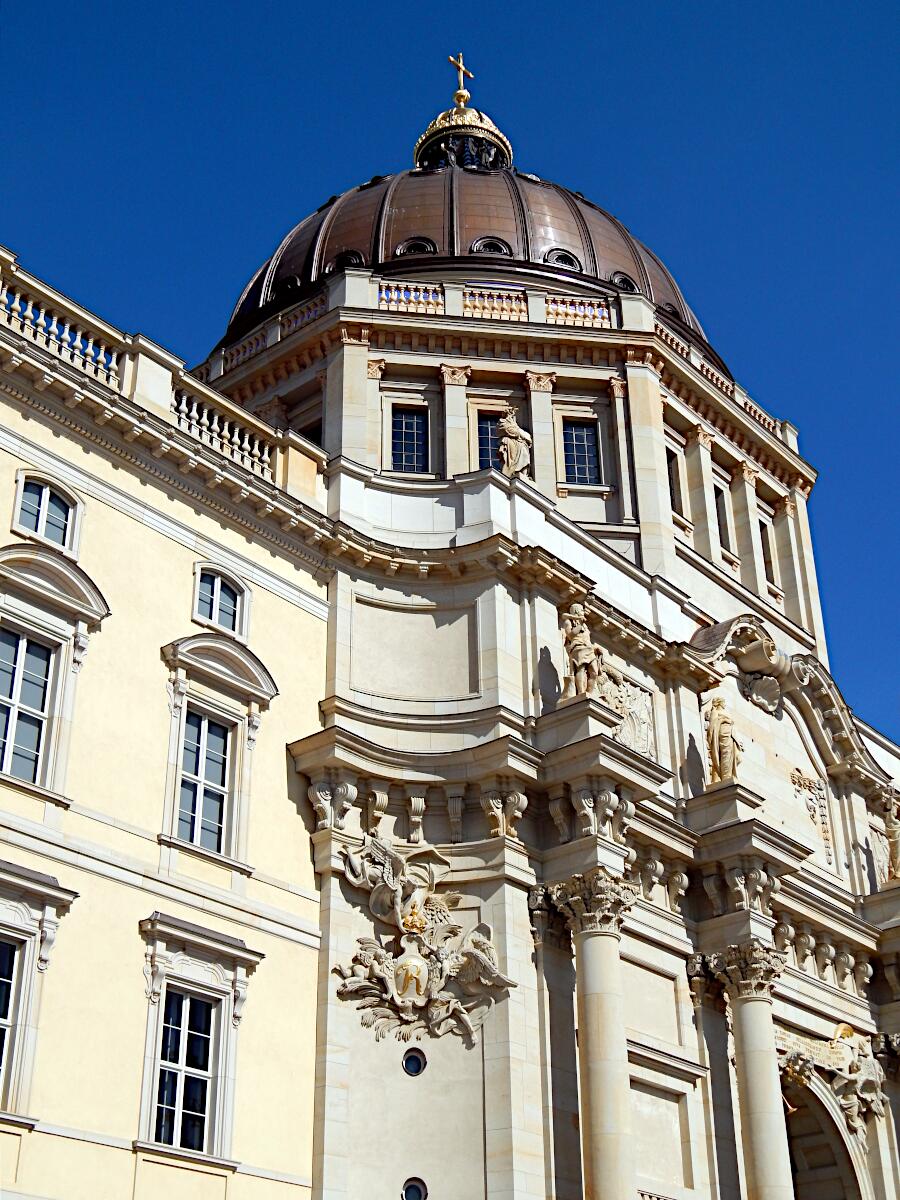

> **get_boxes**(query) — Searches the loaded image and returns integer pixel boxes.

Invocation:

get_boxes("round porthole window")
[403,1180,428,1200]
[402,1048,427,1077]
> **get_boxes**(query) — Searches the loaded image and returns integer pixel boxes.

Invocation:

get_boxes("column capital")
[439,363,471,387]
[607,375,627,401]
[686,424,714,450]
[524,370,556,394]
[549,866,638,936]
[708,938,786,1001]
[731,460,759,488]
[775,495,797,519]
[366,357,386,380]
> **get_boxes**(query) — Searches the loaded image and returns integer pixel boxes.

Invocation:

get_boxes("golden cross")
[448,51,474,94]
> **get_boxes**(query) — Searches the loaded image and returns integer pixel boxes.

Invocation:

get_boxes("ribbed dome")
[222,167,705,348]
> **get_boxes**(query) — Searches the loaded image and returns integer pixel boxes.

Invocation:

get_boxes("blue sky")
[5,1,898,738]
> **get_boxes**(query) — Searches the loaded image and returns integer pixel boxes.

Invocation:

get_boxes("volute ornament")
[333,835,515,1042]
[548,866,638,936]
[708,938,786,1000]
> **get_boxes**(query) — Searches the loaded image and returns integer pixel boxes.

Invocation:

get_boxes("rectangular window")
[154,988,216,1153]
[759,520,776,585]
[178,709,231,854]
[714,486,732,553]
[391,408,428,473]
[562,420,601,485]
[0,630,53,784]
[0,938,18,1092]
[666,448,684,516]
[477,412,501,470]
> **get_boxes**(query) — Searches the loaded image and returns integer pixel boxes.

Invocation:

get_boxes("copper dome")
[222,163,706,348]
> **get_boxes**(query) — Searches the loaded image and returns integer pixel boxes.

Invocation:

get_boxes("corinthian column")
[709,939,793,1200]
[550,867,638,1200]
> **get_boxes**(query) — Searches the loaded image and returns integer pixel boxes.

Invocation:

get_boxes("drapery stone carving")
[497,405,532,478]
[707,938,786,1000]
[704,696,742,783]
[559,603,657,759]
[548,866,638,936]
[333,834,515,1043]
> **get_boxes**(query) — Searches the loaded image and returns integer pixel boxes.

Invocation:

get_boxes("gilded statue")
[705,695,743,784]
[497,405,532,478]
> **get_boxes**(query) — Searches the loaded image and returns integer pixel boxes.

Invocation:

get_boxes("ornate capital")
[775,495,796,519]
[548,866,637,937]
[708,938,786,1000]
[367,358,386,380]
[340,324,370,346]
[607,376,626,401]
[439,363,471,387]
[731,461,759,488]
[686,424,714,450]
[524,370,556,394]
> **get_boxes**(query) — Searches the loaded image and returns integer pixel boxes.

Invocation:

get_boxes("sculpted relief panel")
[350,595,478,702]
[333,835,515,1043]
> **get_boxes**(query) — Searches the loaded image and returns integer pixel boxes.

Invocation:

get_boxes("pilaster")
[525,370,557,498]
[441,362,472,477]
[322,326,371,464]
[772,496,805,626]
[789,478,829,665]
[684,425,717,557]
[730,462,767,595]
[608,376,635,523]
[626,361,677,576]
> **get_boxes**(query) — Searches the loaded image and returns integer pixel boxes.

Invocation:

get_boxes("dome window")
[611,272,639,293]
[470,236,512,257]
[545,248,582,272]
[394,238,438,258]
[324,250,365,275]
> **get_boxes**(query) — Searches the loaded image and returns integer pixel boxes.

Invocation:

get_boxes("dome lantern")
[413,52,513,170]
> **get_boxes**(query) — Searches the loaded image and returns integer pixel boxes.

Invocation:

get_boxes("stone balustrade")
[377,280,444,315]
[546,293,611,327]
[462,285,528,320]
[172,382,275,480]
[0,253,125,390]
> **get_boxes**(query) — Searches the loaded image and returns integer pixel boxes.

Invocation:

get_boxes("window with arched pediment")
[0,542,109,795]
[159,632,277,871]
[12,471,83,558]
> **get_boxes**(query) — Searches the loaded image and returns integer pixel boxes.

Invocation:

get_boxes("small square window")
[477,413,502,470]
[562,420,601,485]
[392,408,428,473]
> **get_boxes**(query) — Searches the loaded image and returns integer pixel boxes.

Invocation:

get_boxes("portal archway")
[784,1077,871,1200]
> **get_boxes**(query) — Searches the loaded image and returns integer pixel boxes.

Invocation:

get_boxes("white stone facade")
[0,106,898,1200]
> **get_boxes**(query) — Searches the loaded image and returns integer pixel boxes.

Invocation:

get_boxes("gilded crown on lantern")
[413,52,514,169]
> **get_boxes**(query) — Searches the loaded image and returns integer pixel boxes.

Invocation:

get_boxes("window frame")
[551,400,614,496]
[0,625,57,788]
[153,984,219,1154]
[191,564,249,642]
[711,463,740,567]
[138,912,263,1163]
[12,472,83,560]
[176,704,235,858]
[561,417,603,487]
[0,858,76,1115]
[381,387,442,479]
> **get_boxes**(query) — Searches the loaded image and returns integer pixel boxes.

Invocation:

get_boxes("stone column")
[440,363,472,478]
[322,325,371,463]
[608,376,635,523]
[525,370,557,499]
[550,867,638,1200]
[684,424,717,557]
[625,359,677,576]
[730,462,767,595]
[773,495,805,626]
[709,939,793,1200]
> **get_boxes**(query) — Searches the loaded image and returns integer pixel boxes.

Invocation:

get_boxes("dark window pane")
[186,1030,211,1071]
[182,1073,208,1115]
[666,448,683,516]
[10,713,42,783]
[157,1067,179,1107]
[178,781,198,842]
[562,421,600,485]
[19,482,42,533]
[0,940,15,983]
[0,632,18,700]
[218,582,238,631]
[715,488,731,551]
[44,491,70,546]
[0,1026,6,1069]
[760,521,775,584]
[182,711,202,774]
[477,413,501,470]
[392,409,428,473]
[198,572,215,621]
[203,721,228,787]
[188,997,213,1036]
[200,791,223,853]
[21,641,51,711]
[180,1109,206,1152]
[0,705,10,769]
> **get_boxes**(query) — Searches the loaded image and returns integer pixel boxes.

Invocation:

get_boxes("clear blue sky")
[5,1,898,739]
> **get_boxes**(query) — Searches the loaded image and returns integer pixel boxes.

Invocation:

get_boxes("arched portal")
[784,1079,869,1200]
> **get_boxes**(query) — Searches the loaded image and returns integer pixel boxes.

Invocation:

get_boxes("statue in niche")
[884,807,900,881]
[497,405,532,478]
[705,696,743,784]
[561,603,603,696]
